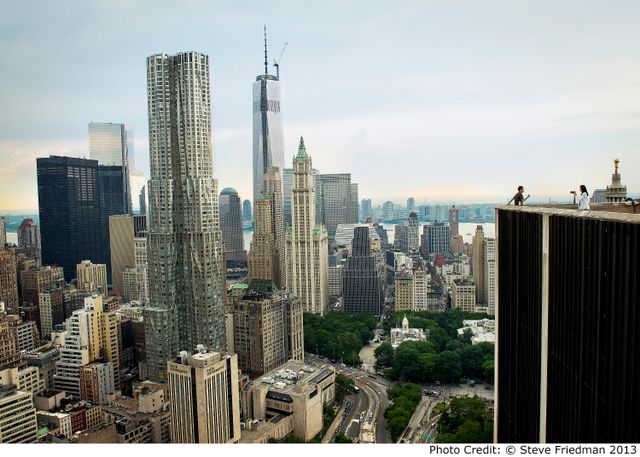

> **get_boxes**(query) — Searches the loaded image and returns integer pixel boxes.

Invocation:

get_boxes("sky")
[1,0,639,212]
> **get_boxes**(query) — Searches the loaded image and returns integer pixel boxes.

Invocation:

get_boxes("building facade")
[285,138,329,316]
[76,260,108,296]
[342,227,383,315]
[315,173,359,239]
[495,204,640,443]
[472,225,487,304]
[144,52,227,382]
[219,188,246,267]
[0,385,38,443]
[168,350,241,443]
[604,159,627,203]
[0,249,18,312]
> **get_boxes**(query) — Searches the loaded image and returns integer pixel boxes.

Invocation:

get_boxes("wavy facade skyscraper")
[144,52,226,382]
[252,32,285,201]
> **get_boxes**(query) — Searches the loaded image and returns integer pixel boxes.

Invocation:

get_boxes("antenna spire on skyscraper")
[264,24,269,76]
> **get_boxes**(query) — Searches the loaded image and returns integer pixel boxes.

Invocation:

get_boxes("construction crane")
[273,42,288,80]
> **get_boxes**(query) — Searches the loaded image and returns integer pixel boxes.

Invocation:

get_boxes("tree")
[435,396,493,444]
[374,342,394,368]
[435,350,462,383]
[482,359,494,384]
[335,373,355,403]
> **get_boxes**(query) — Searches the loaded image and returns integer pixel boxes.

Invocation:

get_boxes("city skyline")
[2,1,640,212]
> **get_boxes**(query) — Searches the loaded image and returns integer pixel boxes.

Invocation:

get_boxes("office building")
[89,122,131,213]
[421,222,451,257]
[168,349,241,443]
[0,365,44,395]
[495,204,640,442]
[285,138,329,316]
[406,197,416,215]
[282,167,293,226]
[394,270,414,312]
[484,238,496,316]
[264,167,286,287]
[0,385,38,443]
[361,198,372,221]
[252,32,285,201]
[472,226,487,304]
[23,345,59,391]
[230,289,303,378]
[242,199,253,228]
[0,307,20,370]
[604,158,627,202]
[328,263,343,299]
[407,212,420,251]
[76,260,108,296]
[382,201,394,220]
[342,227,383,315]
[144,52,227,382]
[220,188,247,266]
[0,249,18,312]
[248,195,278,285]
[37,156,125,281]
[240,360,335,443]
[394,224,408,252]
[130,171,147,215]
[109,214,147,299]
[452,278,476,312]
[79,361,115,404]
[335,224,380,251]
[316,173,359,239]
[449,206,459,238]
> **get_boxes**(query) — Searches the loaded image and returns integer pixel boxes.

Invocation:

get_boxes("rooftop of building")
[243,359,335,397]
[453,278,475,286]
[497,202,640,222]
[220,187,238,195]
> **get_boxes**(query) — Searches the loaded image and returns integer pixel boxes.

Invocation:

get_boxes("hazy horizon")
[2,1,639,212]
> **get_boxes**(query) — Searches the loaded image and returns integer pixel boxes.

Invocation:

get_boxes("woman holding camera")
[571,185,591,210]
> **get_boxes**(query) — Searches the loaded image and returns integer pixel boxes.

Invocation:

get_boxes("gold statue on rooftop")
[614,158,619,174]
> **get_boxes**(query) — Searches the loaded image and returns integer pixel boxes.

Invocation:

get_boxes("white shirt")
[576,192,591,210]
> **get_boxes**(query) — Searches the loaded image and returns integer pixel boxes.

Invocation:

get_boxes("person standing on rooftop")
[571,185,591,210]
[508,186,530,206]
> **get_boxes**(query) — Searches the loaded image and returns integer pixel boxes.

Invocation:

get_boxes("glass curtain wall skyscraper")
[252,32,284,201]
[88,122,132,213]
[144,52,226,382]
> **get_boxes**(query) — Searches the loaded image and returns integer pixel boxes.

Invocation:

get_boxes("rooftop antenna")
[273,42,288,80]
[263,24,269,76]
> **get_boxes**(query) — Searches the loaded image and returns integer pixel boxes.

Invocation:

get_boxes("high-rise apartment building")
[449,206,459,238]
[0,250,18,312]
[144,52,226,382]
[168,349,241,443]
[413,267,429,311]
[219,188,246,266]
[342,227,383,315]
[76,260,107,295]
[230,290,303,378]
[495,204,640,443]
[0,385,38,443]
[316,173,359,239]
[394,224,408,252]
[79,361,115,404]
[89,122,132,213]
[20,265,64,307]
[361,199,372,221]
[285,138,329,316]
[472,226,487,304]
[37,156,126,281]
[53,295,119,397]
[253,33,285,201]
[421,222,451,257]
[38,288,64,340]
[484,238,496,316]
[109,214,147,301]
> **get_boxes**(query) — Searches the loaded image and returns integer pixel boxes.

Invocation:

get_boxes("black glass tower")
[37,156,125,282]
[342,226,383,315]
